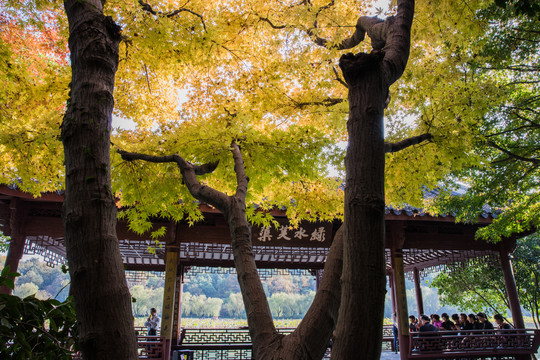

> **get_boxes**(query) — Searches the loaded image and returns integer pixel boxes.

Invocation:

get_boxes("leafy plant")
[0,266,79,359]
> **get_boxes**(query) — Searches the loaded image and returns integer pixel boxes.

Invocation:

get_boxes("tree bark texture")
[61,0,138,358]
[332,1,414,359]
[334,52,387,360]
[225,199,278,359]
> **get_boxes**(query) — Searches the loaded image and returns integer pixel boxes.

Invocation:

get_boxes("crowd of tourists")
[408,312,513,332]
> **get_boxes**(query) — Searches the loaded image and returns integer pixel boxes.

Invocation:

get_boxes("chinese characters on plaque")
[257,225,327,243]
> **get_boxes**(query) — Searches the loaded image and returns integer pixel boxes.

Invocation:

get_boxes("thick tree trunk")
[333,53,387,360]
[332,1,414,359]
[61,1,138,358]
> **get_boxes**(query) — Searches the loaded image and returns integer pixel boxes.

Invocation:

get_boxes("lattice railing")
[409,329,540,358]
[72,336,166,360]
[180,327,294,345]
[138,336,166,359]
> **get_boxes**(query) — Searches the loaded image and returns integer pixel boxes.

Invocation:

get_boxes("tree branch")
[384,133,432,153]
[257,16,286,29]
[117,149,229,210]
[230,142,248,200]
[294,97,344,109]
[333,67,348,88]
[306,16,384,50]
[487,140,540,165]
[382,0,415,86]
[138,0,207,32]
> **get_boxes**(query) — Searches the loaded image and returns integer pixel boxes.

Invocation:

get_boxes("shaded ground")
[380,351,400,360]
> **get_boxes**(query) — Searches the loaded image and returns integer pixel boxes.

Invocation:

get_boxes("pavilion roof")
[0,185,514,277]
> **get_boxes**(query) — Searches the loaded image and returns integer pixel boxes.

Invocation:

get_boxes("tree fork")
[119,143,344,359]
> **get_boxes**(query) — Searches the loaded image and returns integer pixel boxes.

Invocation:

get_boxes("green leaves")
[0,265,19,290]
[0,264,78,358]
[0,293,78,359]
[431,234,540,327]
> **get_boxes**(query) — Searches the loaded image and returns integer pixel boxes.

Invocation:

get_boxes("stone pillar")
[499,250,525,329]
[391,247,410,360]
[413,267,424,316]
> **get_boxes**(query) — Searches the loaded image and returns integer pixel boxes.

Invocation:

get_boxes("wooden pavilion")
[1,184,538,360]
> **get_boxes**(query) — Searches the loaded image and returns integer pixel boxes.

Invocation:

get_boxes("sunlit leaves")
[423,1,540,239]
[0,5,69,194]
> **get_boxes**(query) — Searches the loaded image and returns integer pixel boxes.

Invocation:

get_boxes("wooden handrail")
[408,329,540,359]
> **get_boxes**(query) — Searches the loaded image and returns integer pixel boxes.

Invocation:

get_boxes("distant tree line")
[130,270,317,319]
[0,255,70,301]
[3,254,465,320]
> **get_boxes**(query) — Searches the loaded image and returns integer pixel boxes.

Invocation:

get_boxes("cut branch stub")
[339,52,384,86]
[194,161,219,175]
[357,16,389,50]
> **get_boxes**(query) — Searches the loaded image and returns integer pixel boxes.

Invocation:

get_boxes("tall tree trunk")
[332,1,414,359]
[61,0,138,358]
[334,52,387,360]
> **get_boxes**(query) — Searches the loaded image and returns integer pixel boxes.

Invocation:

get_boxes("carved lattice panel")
[409,330,539,357]
[138,336,165,359]
[24,236,67,267]
[183,266,316,281]
[183,329,251,344]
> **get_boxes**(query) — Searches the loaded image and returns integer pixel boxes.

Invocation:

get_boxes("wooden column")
[499,249,525,329]
[1,199,27,295]
[391,247,410,360]
[161,224,179,360]
[171,264,185,345]
[389,272,397,317]
[312,269,322,291]
[413,267,424,316]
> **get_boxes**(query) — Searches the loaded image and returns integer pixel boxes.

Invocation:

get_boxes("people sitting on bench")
[419,315,439,334]
[477,312,494,331]
[494,314,513,330]
[441,313,455,331]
